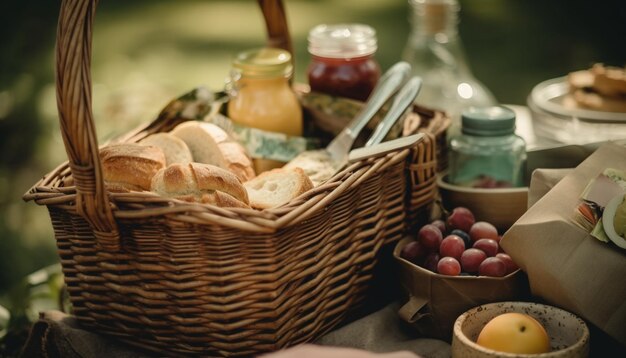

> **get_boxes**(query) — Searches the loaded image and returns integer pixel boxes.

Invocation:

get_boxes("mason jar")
[448,106,526,188]
[227,48,303,172]
[307,23,381,101]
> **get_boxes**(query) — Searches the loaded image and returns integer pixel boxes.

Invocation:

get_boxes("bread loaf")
[139,133,193,165]
[100,143,166,192]
[244,167,313,210]
[171,121,255,182]
[151,163,249,207]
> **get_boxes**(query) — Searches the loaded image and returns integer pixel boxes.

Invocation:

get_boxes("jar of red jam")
[307,24,381,101]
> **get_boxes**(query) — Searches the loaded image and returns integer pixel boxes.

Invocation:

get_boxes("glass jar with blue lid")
[448,106,526,188]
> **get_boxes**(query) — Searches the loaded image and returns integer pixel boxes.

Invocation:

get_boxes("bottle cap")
[461,106,516,136]
[232,48,293,78]
[409,0,459,35]
[308,24,377,59]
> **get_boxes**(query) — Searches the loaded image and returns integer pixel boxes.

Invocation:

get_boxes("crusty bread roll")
[151,163,249,207]
[100,143,166,192]
[591,63,626,97]
[572,89,626,113]
[243,167,313,210]
[566,64,626,113]
[139,133,193,165]
[170,121,255,182]
[567,70,594,91]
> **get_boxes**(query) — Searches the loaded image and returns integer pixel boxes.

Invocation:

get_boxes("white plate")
[602,194,626,249]
[529,77,626,123]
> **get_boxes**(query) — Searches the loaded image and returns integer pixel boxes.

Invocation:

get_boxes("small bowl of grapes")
[393,206,529,339]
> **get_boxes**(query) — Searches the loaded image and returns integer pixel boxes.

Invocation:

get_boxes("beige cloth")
[21,304,450,358]
[20,311,151,358]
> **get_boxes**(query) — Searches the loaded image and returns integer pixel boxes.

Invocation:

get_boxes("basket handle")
[258,0,293,55]
[55,0,292,252]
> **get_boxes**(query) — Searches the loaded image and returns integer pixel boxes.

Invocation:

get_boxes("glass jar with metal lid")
[448,106,526,188]
[307,24,381,101]
[227,48,303,172]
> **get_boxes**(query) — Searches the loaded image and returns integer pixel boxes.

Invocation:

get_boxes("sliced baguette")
[170,121,255,182]
[139,132,193,165]
[151,162,249,207]
[244,167,313,210]
[100,143,166,192]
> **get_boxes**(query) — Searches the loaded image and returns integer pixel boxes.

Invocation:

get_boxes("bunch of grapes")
[400,207,519,277]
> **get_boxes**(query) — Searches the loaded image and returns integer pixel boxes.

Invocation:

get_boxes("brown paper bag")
[527,168,572,208]
[394,238,529,340]
[501,143,626,346]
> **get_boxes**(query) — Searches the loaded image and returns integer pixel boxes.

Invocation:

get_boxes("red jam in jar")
[307,24,381,101]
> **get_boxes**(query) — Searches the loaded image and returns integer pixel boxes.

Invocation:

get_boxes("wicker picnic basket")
[24,0,449,356]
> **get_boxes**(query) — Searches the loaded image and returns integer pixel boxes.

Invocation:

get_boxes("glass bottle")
[227,48,303,173]
[402,0,496,128]
[307,24,381,101]
[449,106,526,188]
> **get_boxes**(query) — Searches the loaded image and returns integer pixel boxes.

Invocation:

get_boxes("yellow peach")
[477,312,550,354]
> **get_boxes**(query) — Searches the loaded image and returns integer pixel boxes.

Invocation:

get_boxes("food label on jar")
[209,113,320,162]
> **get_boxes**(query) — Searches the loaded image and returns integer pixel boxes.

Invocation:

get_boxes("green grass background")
[0,0,624,296]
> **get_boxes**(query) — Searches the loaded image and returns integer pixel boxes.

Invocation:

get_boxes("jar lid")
[461,106,516,136]
[308,24,377,59]
[232,48,293,78]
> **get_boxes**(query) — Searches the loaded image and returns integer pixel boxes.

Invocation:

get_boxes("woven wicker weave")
[24,0,448,356]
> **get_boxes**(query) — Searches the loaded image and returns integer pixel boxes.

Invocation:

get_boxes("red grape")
[400,241,426,263]
[496,180,512,188]
[473,175,497,188]
[460,248,487,273]
[439,235,465,260]
[437,257,461,276]
[478,257,507,277]
[417,224,443,252]
[473,238,499,257]
[469,221,499,243]
[431,219,447,235]
[447,207,475,233]
[423,253,440,273]
[496,253,519,275]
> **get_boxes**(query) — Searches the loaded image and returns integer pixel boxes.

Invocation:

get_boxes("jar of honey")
[307,24,381,101]
[227,48,303,173]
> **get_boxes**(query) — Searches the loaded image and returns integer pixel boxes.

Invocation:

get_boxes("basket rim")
[25,91,449,232]
[25,144,414,232]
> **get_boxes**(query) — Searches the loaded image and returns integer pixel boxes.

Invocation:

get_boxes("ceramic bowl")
[437,174,528,231]
[452,301,589,358]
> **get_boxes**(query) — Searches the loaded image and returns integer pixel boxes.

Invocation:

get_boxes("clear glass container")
[528,76,626,145]
[402,0,496,129]
[307,24,381,101]
[449,106,526,188]
[227,48,303,172]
